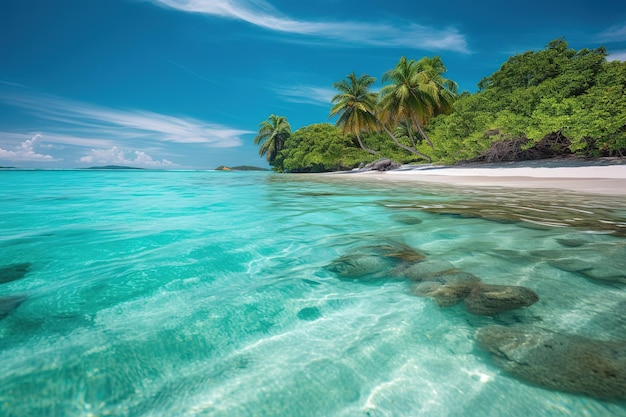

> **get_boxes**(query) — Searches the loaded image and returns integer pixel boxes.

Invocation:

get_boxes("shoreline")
[328,162,626,196]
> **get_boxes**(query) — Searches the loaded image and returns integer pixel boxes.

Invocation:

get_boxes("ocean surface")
[0,170,625,417]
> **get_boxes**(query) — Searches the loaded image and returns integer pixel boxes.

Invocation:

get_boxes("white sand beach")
[341,161,626,195]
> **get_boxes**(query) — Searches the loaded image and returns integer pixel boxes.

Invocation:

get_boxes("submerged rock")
[465,284,539,316]
[325,254,393,282]
[390,214,424,225]
[555,238,586,248]
[412,279,538,316]
[326,242,425,282]
[419,198,626,237]
[328,242,538,316]
[400,260,458,281]
[533,244,626,285]
[297,306,322,321]
[0,295,27,319]
[411,281,475,307]
[475,325,626,399]
[405,260,538,315]
[409,268,482,307]
[374,243,426,263]
[0,262,31,284]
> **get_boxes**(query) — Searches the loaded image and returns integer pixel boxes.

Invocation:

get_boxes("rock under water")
[326,242,425,282]
[0,262,31,284]
[328,242,538,316]
[0,295,27,319]
[407,263,538,316]
[297,306,322,321]
[465,284,539,316]
[532,244,626,285]
[475,324,626,399]
[325,253,394,282]
[412,280,539,315]
[411,281,476,307]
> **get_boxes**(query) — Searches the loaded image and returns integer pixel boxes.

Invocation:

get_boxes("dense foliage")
[329,72,380,155]
[253,114,292,164]
[273,124,372,172]
[426,39,626,162]
[273,124,427,172]
[255,39,626,171]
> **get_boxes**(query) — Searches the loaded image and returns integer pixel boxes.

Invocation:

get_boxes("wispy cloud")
[0,134,58,162]
[2,92,253,148]
[276,85,336,107]
[0,79,32,89]
[608,50,626,62]
[148,0,469,53]
[78,147,176,167]
[597,24,626,43]
[0,131,116,149]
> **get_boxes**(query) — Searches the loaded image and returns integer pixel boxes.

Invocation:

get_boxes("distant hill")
[84,165,145,170]
[215,165,270,171]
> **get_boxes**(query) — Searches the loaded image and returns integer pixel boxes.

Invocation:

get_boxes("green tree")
[394,120,420,147]
[379,57,433,151]
[329,72,379,155]
[429,39,625,161]
[254,114,291,166]
[414,56,459,118]
[278,123,375,172]
[378,56,457,160]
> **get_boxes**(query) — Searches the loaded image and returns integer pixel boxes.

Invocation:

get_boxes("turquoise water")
[0,170,625,417]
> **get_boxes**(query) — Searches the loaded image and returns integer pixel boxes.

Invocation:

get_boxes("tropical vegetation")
[255,39,626,172]
[253,114,292,165]
[329,72,379,155]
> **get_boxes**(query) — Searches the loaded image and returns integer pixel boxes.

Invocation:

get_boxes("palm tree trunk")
[411,115,434,148]
[356,133,378,155]
[380,124,431,162]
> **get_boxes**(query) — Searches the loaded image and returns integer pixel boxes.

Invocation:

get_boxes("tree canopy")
[329,72,379,155]
[427,39,626,162]
[254,114,291,165]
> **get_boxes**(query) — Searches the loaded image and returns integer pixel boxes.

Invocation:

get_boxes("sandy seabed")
[335,161,626,196]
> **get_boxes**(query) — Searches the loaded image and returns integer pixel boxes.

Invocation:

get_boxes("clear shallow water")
[0,170,625,417]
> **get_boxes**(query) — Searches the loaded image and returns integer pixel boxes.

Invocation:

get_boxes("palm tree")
[329,72,379,155]
[254,114,291,165]
[379,56,458,150]
[414,56,458,118]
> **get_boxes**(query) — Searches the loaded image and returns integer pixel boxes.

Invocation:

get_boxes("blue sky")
[1,0,625,169]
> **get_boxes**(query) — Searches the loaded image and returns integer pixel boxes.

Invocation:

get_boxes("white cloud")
[149,0,469,53]
[277,85,336,106]
[2,92,253,148]
[0,131,118,150]
[608,50,626,62]
[79,147,176,167]
[597,24,626,43]
[0,134,58,162]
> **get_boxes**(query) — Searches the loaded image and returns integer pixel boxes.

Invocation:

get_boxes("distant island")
[215,165,269,171]
[83,165,145,170]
